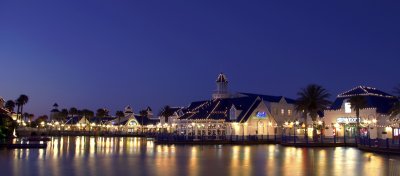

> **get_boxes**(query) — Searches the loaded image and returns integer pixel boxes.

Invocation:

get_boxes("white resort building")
[323,86,400,140]
[169,73,301,138]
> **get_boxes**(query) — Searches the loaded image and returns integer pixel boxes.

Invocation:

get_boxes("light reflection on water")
[1,136,399,176]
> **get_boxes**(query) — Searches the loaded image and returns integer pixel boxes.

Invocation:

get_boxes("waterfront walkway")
[154,134,400,155]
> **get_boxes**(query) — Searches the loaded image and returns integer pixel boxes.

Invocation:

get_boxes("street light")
[267,121,272,140]
[294,120,299,143]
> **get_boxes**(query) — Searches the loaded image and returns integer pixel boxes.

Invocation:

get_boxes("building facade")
[174,73,301,138]
[323,86,400,140]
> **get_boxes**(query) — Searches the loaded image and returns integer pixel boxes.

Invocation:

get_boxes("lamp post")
[318,120,323,142]
[290,122,294,143]
[284,121,289,142]
[267,121,272,140]
[262,122,264,140]
[274,124,277,141]
[372,119,377,139]
[242,123,245,141]
[333,123,340,143]
[344,121,349,144]
[294,120,299,143]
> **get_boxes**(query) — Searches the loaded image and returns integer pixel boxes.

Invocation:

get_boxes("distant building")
[324,86,399,139]
[50,103,60,122]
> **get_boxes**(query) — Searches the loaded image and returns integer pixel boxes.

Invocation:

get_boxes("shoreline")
[6,134,400,155]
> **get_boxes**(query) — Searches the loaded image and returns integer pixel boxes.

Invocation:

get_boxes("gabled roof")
[65,116,85,125]
[146,106,152,111]
[90,117,116,124]
[135,115,159,126]
[0,108,10,114]
[239,93,296,104]
[330,86,399,114]
[338,86,395,98]
[179,96,260,122]
[0,108,10,115]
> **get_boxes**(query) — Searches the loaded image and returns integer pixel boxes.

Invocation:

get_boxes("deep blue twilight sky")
[1,1,399,116]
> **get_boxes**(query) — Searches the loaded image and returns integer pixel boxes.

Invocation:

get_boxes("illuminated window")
[288,110,292,116]
[394,129,399,137]
[345,102,352,113]
[281,109,285,115]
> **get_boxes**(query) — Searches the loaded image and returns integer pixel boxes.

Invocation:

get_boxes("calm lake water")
[0,137,399,176]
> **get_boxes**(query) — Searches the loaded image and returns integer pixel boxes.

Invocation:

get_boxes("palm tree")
[60,109,69,122]
[295,84,331,141]
[16,95,29,121]
[139,110,148,133]
[82,109,94,120]
[5,100,15,112]
[23,112,29,122]
[96,108,108,118]
[115,111,124,125]
[28,114,34,122]
[348,95,368,139]
[69,107,78,118]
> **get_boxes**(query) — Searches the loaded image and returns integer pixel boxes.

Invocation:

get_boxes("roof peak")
[338,86,395,98]
[216,73,228,83]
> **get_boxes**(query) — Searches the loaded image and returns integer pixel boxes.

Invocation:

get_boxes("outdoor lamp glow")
[372,119,377,124]
[334,123,340,128]
[318,121,323,125]
[295,121,299,126]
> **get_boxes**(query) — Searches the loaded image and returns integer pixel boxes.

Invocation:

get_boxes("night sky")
[1,1,399,117]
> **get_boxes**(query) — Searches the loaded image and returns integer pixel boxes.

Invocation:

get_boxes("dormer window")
[230,106,236,120]
[345,102,352,113]
[281,109,285,115]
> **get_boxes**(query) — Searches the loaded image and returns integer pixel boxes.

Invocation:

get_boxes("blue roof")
[179,96,260,122]
[338,86,395,98]
[90,117,116,124]
[179,92,296,122]
[240,92,296,104]
[135,115,159,125]
[331,86,398,114]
